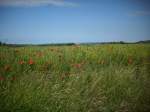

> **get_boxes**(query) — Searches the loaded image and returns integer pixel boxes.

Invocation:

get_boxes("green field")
[0,44,150,112]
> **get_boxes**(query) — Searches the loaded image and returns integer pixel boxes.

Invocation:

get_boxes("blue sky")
[0,0,150,44]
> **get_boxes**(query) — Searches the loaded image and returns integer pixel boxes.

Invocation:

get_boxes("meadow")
[0,44,150,112]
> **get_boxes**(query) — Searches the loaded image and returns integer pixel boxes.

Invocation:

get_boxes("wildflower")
[128,59,133,64]
[76,64,82,68]
[28,59,34,65]
[19,60,25,65]
[72,63,82,69]
[128,57,133,64]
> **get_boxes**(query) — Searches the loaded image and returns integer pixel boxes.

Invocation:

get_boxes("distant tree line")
[0,41,76,47]
[0,40,150,47]
[136,40,150,44]
[39,43,75,46]
[0,41,7,46]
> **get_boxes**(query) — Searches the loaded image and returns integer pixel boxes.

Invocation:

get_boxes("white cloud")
[0,0,78,7]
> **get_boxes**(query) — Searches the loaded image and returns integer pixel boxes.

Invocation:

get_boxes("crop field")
[0,44,150,112]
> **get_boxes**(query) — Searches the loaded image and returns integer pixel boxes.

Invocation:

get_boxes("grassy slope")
[0,44,150,112]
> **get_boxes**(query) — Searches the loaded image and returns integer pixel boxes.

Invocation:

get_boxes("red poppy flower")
[72,63,82,69]
[76,64,82,68]
[19,60,25,65]
[28,59,34,65]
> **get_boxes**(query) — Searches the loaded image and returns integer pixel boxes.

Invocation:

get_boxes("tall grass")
[0,44,150,112]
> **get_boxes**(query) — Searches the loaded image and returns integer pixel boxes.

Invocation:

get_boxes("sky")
[0,0,150,44]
